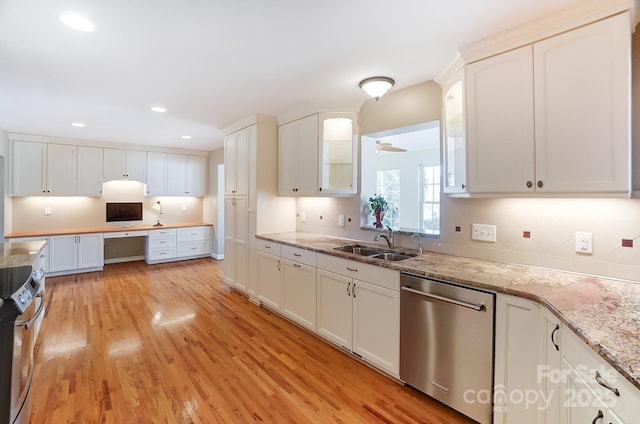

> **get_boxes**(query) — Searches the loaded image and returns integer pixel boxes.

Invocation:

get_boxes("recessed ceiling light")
[60,13,94,32]
[181,135,192,140]
[151,106,167,113]
[71,122,86,127]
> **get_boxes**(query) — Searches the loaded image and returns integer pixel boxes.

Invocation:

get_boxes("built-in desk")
[5,223,213,276]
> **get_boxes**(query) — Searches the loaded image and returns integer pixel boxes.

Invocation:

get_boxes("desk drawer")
[149,228,177,238]
[177,241,210,257]
[148,247,177,261]
[149,237,176,248]
[177,227,210,243]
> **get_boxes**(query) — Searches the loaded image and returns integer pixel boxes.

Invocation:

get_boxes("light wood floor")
[30,258,473,423]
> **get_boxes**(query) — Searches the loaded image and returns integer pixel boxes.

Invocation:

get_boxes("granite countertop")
[4,222,213,239]
[256,232,640,391]
[0,241,47,269]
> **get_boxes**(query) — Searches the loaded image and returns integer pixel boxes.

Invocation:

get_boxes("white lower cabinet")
[561,327,640,424]
[281,259,317,331]
[316,253,400,377]
[146,226,211,264]
[49,233,104,275]
[493,294,542,423]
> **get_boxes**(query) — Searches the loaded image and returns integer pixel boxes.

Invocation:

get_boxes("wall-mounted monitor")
[106,202,143,222]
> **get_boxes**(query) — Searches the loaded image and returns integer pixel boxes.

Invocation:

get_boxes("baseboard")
[211,253,224,260]
[104,255,145,264]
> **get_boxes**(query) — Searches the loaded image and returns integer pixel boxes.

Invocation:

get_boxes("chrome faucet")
[411,233,423,254]
[374,226,395,249]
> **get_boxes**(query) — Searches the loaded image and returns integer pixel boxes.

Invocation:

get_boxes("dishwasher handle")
[401,286,486,312]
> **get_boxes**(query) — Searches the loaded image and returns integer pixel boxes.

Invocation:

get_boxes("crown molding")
[460,0,635,64]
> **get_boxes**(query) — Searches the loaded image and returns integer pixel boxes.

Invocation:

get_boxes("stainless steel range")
[0,242,46,424]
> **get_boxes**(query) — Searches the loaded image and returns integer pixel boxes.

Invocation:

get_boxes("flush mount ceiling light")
[71,122,85,127]
[359,76,395,101]
[59,13,94,32]
[151,106,167,113]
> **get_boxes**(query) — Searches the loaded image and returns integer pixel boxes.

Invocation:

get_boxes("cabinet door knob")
[526,181,533,188]
[537,180,543,188]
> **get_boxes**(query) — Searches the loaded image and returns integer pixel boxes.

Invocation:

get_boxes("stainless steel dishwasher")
[400,273,495,424]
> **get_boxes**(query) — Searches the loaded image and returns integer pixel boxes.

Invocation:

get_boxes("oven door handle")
[16,291,45,329]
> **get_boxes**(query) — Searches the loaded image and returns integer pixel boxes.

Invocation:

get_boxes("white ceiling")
[0,0,585,151]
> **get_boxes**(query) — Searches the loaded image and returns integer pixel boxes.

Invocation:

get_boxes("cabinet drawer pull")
[592,410,603,424]
[293,263,301,268]
[594,371,620,396]
[293,253,301,257]
[551,324,559,351]
[160,240,166,244]
[190,233,197,236]
[264,245,271,249]
[346,267,358,272]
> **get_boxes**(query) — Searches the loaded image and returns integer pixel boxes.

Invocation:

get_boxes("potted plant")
[368,194,390,228]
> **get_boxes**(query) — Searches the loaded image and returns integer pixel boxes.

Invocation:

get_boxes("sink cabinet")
[316,253,400,377]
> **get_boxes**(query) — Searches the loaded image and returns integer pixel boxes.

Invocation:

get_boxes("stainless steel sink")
[334,244,385,256]
[369,252,415,262]
[334,244,417,262]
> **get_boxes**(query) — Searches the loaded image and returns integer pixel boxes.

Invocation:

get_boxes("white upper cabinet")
[76,146,104,196]
[12,141,78,196]
[318,112,357,195]
[278,114,319,196]
[167,154,206,196]
[442,70,467,194]
[146,151,168,196]
[12,140,47,196]
[467,45,535,193]
[103,148,147,182]
[466,12,630,195]
[46,144,77,195]
[224,128,248,196]
[533,12,629,193]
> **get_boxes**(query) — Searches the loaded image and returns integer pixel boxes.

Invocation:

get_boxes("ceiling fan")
[376,140,407,152]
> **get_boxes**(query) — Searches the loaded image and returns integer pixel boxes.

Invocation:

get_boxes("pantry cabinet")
[224,128,248,196]
[103,148,146,182]
[466,12,630,195]
[224,196,248,292]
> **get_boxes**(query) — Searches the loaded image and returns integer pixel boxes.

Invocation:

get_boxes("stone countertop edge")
[0,240,47,269]
[256,232,640,391]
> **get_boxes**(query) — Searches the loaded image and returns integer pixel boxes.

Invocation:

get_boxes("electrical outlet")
[471,223,497,242]
[338,214,345,227]
[181,204,187,212]
[575,232,593,254]
[300,211,306,223]
[44,207,52,215]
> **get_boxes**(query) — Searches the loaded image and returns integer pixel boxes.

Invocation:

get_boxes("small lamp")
[359,76,395,100]
[152,201,163,226]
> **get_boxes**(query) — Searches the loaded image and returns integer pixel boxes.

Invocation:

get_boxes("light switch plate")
[575,232,593,254]
[472,223,497,242]
[338,214,345,227]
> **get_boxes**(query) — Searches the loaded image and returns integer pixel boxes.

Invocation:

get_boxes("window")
[419,165,440,235]
[376,169,400,228]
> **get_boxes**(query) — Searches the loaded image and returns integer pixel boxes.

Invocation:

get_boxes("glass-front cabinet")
[442,70,467,194]
[318,112,358,195]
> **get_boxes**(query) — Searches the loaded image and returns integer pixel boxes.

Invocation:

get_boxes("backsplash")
[295,196,640,283]
[11,180,203,232]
